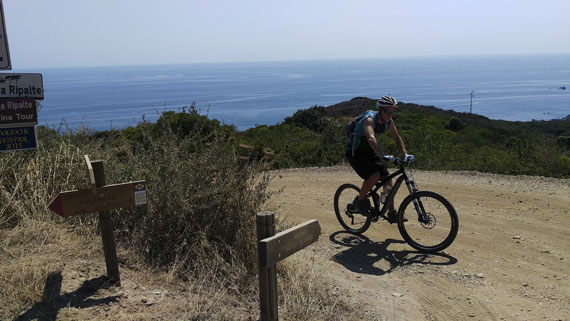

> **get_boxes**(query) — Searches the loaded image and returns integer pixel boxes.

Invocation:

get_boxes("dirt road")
[266,166,570,321]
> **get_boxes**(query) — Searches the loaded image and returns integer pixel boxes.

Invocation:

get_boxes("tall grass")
[1,115,270,281]
[106,119,272,285]
[0,126,101,227]
[1,111,369,320]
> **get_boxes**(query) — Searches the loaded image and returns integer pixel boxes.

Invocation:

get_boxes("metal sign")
[48,181,147,217]
[0,73,44,99]
[0,1,11,70]
[0,125,37,151]
[0,99,37,125]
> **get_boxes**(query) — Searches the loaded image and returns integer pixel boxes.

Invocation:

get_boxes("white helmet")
[376,96,398,109]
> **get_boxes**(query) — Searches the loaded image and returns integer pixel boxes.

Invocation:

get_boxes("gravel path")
[266,166,570,321]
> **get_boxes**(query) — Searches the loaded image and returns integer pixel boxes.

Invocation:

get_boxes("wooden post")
[92,160,121,285]
[257,212,278,321]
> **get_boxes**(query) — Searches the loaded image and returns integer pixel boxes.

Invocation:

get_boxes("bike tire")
[397,191,459,253]
[334,183,372,234]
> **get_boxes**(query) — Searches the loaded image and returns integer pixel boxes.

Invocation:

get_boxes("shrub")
[445,117,464,131]
[0,112,271,286]
[109,122,270,281]
[283,106,328,132]
[557,136,570,150]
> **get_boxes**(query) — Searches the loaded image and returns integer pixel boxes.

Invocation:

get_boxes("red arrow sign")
[48,181,146,217]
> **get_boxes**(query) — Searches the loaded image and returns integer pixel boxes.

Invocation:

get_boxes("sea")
[11,54,570,131]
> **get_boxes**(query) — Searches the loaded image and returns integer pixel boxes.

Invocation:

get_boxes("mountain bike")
[334,156,459,253]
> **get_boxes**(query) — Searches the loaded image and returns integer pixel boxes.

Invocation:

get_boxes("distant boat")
[560,86,567,90]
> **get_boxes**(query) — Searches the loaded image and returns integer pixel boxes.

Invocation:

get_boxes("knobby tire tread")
[397,191,459,253]
[334,183,372,234]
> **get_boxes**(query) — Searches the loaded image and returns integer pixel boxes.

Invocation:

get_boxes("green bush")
[557,136,570,150]
[0,111,271,285]
[283,105,329,132]
[234,98,570,178]
[109,122,270,279]
[445,117,464,131]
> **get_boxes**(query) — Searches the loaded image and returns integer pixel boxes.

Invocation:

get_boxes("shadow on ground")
[329,231,458,276]
[14,272,120,321]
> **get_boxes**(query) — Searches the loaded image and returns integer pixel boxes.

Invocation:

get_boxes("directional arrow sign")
[48,181,147,217]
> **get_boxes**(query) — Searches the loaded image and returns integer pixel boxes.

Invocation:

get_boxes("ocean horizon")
[10,54,570,131]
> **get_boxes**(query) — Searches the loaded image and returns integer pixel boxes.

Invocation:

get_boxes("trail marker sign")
[48,156,147,285]
[258,219,320,268]
[0,125,37,151]
[48,181,147,218]
[0,1,11,70]
[0,99,37,125]
[0,73,44,99]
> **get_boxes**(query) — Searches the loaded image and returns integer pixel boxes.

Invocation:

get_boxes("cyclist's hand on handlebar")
[382,155,395,162]
[404,154,415,163]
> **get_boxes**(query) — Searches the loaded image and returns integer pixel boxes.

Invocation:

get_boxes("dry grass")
[278,252,362,321]
[1,219,365,320]
[1,115,366,320]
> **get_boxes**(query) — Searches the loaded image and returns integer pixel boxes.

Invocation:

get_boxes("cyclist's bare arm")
[388,120,408,155]
[363,117,385,157]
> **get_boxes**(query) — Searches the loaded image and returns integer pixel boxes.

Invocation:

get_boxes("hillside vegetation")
[1,98,569,320]
[240,97,570,177]
[0,105,359,320]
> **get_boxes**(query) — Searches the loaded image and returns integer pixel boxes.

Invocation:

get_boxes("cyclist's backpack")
[345,111,370,156]
[346,112,367,138]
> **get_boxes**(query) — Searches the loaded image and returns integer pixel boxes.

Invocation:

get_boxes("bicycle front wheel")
[397,191,459,253]
[334,183,372,234]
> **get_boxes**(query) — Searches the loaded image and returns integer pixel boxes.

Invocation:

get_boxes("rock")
[513,235,521,240]
[392,292,403,297]
[476,273,485,278]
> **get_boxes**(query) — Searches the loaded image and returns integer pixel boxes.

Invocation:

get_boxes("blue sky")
[4,0,570,68]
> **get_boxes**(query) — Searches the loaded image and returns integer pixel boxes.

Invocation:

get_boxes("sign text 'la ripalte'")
[0,85,42,97]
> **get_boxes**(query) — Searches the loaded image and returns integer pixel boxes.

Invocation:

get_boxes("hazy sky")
[3,0,570,68]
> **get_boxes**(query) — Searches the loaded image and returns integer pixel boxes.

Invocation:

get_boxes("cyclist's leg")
[359,172,380,200]
[346,151,379,201]
[373,155,395,211]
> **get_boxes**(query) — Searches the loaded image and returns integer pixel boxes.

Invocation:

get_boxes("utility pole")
[469,91,474,114]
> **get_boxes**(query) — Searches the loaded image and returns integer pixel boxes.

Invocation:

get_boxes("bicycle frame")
[368,164,429,223]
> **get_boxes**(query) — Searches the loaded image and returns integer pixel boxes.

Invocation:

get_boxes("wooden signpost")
[48,180,147,218]
[257,212,320,321]
[48,156,147,285]
[258,219,321,269]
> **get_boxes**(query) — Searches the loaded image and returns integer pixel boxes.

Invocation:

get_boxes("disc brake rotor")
[420,213,436,229]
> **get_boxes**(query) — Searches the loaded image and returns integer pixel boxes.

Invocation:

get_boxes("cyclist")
[345,95,414,222]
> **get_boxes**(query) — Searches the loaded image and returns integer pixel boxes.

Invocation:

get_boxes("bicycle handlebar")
[382,155,414,166]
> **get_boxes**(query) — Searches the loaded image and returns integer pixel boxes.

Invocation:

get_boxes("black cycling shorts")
[346,149,389,180]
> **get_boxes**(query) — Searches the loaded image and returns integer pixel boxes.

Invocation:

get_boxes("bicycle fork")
[403,176,430,224]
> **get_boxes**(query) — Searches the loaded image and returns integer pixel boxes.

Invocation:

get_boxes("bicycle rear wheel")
[334,183,372,234]
[397,191,458,253]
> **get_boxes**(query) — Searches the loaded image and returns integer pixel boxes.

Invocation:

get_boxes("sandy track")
[266,166,570,321]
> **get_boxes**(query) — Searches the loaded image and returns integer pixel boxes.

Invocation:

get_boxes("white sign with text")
[0,1,11,70]
[0,73,44,99]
